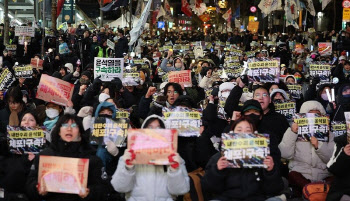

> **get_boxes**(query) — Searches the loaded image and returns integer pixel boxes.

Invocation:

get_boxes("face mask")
[23,97,27,104]
[321,93,328,101]
[99,93,110,103]
[46,108,59,119]
[175,63,182,68]
[246,113,261,126]
[99,114,112,119]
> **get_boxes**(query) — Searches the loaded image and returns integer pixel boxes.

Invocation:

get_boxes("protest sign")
[274,100,296,122]
[94,58,124,81]
[168,70,192,88]
[345,112,350,136]
[295,44,305,53]
[14,66,33,78]
[287,84,302,99]
[115,109,131,119]
[30,58,44,70]
[38,156,89,194]
[247,60,280,83]
[0,68,15,91]
[163,106,202,137]
[173,44,182,51]
[59,42,69,54]
[217,97,228,120]
[7,126,46,154]
[309,63,331,82]
[36,74,74,106]
[318,42,332,56]
[127,129,178,165]
[18,36,31,45]
[6,44,17,51]
[247,21,259,33]
[15,26,35,37]
[294,113,330,142]
[194,46,204,59]
[91,117,129,147]
[221,133,270,168]
[45,28,55,37]
[133,59,144,65]
[107,39,115,49]
[331,121,347,138]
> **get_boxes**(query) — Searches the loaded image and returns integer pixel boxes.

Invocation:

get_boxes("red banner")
[168,70,192,88]
[36,74,74,107]
[57,0,65,16]
[127,129,178,165]
[30,58,44,70]
[38,156,89,194]
[181,0,192,17]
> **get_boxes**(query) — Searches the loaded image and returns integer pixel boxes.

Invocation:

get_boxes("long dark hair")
[50,114,89,146]
[230,116,257,133]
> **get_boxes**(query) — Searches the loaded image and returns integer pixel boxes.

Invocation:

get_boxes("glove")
[123,149,136,169]
[73,71,80,77]
[168,153,181,171]
[106,141,119,156]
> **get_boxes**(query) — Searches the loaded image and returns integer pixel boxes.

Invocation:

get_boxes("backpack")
[183,168,206,201]
[302,182,330,201]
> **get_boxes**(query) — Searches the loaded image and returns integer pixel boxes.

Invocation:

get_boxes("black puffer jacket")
[25,140,105,201]
[201,152,284,201]
[333,83,350,122]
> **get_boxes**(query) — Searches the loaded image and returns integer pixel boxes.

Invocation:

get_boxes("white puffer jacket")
[111,158,190,201]
[279,101,334,181]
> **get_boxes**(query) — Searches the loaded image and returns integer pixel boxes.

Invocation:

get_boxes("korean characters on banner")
[0,68,15,91]
[36,74,74,107]
[274,100,296,123]
[309,63,331,82]
[221,133,270,168]
[14,26,35,37]
[94,58,124,82]
[127,129,178,165]
[345,112,350,142]
[217,97,228,120]
[162,106,202,137]
[38,156,89,194]
[91,117,130,147]
[7,126,46,154]
[168,70,192,88]
[247,60,280,83]
[331,121,347,138]
[287,84,302,99]
[293,113,330,142]
[14,66,33,78]
[30,58,44,70]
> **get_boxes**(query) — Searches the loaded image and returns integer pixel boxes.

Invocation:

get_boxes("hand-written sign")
[294,113,330,142]
[38,156,89,194]
[221,133,270,168]
[127,129,178,165]
[36,74,74,106]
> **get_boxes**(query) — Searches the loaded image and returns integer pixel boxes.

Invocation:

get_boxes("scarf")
[9,104,23,126]
[43,116,59,130]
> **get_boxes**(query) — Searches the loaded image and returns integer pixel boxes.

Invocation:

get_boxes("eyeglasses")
[254,93,269,98]
[167,91,179,95]
[62,123,78,129]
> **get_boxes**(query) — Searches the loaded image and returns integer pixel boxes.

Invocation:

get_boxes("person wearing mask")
[201,117,284,201]
[111,114,190,201]
[26,114,105,201]
[279,101,334,198]
[138,82,183,119]
[332,60,350,88]
[160,50,185,72]
[114,29,129,58]
[43,102,63,139]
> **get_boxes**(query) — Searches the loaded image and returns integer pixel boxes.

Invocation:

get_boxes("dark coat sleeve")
[224,85,243,119]
[138,96,152,120]
[201,153,228,194]
[261,168,284,196]
[84,156,106,201]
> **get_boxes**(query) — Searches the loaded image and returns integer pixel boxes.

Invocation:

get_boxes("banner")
[62,0,75,24]
[168,70,192,88]
[331,121,347,138]
[247,60,280,83]
[15,26,35,37]
[274,100,296,122]
[127,129,178,165]
[345,112,350,137]
[309,63,331,82]
[94,58,124,81]
[14,66,33,78]
[91,117,129,147]
[128,0,152,45]
[59,42,69,54]
[258,0,282,15]
[6,44,17,51]
[107,39,115,49]
[7,126,46,154]
[30,58,44,70]
[221,133,270,168]
[293,113,330,142]
[18,36,31,45]
[36,74,74,106]
[0,68,15,91]
[343,8,350,22]
[163,106,202,137]
[287,84,302,99]
[318,42,332,56]
[38,156,89,194]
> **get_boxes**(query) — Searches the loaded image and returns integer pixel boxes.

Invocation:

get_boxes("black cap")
[241,99,263,114]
